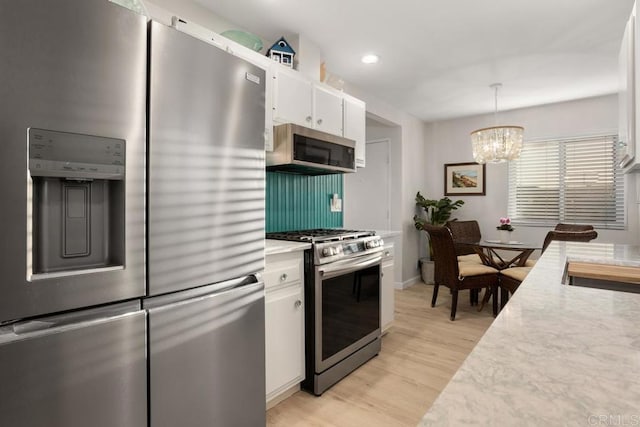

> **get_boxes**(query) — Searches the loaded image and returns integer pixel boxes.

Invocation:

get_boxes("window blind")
[507,135,624,229]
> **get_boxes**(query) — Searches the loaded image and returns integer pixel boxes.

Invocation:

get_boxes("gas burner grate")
[266,229,375,243]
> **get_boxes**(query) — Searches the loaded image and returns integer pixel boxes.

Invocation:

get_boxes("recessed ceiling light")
[361,54,379,64]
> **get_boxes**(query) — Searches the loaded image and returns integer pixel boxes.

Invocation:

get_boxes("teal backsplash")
[266,172,343,232]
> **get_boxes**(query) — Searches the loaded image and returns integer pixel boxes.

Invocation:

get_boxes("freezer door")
[0,0,147,322]
[146,278,266,427]
[0,301,147,427]
[148,21,266,296]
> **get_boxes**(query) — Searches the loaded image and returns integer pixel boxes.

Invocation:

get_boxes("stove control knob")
[365,241,375,249]
[322,247,332,257]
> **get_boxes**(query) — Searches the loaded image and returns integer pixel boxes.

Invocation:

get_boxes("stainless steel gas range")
[266,229,384,395]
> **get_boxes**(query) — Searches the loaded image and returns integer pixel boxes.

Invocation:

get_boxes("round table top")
[456,239,542,250]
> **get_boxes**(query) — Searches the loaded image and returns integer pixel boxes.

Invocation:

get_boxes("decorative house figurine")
[266,37,295,68]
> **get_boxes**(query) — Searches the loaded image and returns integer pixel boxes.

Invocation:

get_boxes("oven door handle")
[318,254,382,279]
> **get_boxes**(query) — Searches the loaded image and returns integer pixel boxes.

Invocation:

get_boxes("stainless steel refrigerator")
[0,1,147,426]
[146,21,267,427]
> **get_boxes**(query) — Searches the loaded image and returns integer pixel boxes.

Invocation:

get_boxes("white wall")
[344,120,404,286]
[424,94,639,249]
[344,83,428,287]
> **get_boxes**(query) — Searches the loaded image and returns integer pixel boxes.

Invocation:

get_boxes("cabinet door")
[265,284,304,399]
[343,95,367,168]
[273,69,313,126]
[381,260,395,333]
[313,84,344,135]
[620,10,636,168]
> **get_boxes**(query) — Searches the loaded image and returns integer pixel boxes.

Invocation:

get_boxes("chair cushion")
[458,262,498,278]
[457,254,483,264]
[500,266,532,282]
[524,259,537,267]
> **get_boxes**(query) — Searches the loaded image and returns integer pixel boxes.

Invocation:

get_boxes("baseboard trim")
[266,384,300,410]
[396,275,421,290]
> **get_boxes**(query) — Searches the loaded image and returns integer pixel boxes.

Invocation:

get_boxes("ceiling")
[194,0,635,122]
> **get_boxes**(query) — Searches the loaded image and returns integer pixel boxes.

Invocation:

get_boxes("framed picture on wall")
[444,162,486,196]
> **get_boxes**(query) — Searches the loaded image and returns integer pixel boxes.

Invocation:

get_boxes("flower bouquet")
[496,217,514,243]
[496,217,514,232]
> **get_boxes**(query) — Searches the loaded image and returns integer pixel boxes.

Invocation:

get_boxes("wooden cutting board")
[567,262,640,285]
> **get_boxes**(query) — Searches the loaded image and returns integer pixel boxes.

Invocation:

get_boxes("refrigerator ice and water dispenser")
[28,128,126,277]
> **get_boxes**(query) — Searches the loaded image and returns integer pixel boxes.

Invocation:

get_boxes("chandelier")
[470,83,524,164]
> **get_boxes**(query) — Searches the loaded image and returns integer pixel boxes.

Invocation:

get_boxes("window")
[508,135,624,229]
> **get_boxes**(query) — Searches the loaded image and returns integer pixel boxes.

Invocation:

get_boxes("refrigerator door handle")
[5,300,142,336]
[143,274,263,309]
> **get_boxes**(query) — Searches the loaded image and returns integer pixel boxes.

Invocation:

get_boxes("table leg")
[477,287,492,312]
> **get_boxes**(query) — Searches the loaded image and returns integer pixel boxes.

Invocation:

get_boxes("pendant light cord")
[491,83,501,126]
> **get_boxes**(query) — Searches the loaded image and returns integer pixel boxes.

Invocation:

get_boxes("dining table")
[466,239,542,270]
[457,238,543,310]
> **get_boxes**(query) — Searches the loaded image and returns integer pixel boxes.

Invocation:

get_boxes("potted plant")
[496,217,514,243]
[413,192,464,284]
[413,192,465,230]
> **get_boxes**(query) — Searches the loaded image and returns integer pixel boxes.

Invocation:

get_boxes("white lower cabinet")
[264,251,305,404]
[381,243,395,333]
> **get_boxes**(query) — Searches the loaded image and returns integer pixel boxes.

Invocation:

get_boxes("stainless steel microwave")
[266,123,356,175]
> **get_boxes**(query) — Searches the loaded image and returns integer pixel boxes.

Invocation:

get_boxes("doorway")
[344,139,391,230]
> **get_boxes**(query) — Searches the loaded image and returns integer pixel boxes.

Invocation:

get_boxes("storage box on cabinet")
[265,251,305,405]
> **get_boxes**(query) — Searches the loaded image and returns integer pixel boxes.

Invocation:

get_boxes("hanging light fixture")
[470,83,524,164]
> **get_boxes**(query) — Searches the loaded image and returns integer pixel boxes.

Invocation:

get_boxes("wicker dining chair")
[499,229,598,307]
[423,224,499,320]
[445,220,485,306]
[554,223,595,232]
[445,220,484,264]
[524,223,596,268]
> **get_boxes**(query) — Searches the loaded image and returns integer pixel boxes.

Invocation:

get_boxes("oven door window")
[321,264,380,361]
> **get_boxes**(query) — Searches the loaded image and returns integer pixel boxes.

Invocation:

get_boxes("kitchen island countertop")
[419,241,640,426]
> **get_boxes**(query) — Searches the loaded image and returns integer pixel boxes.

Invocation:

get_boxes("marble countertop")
[265,239,311,255]
[419,241,640,426]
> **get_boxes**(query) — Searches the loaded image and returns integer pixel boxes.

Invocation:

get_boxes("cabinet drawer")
[382,243,394,260]
[264,253,303,289]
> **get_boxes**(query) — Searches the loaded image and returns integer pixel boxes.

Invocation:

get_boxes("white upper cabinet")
[620,5,636,169]
[313,84,344,135]
[273,67,343,136]
[273,68,314,127]
[272,66,367,167]
[343,94,366,168]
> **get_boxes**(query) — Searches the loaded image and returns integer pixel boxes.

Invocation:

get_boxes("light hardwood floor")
[266,282,495,427]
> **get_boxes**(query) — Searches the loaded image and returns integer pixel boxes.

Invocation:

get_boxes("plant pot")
[499,229,512,244]
[420,258,434,284]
